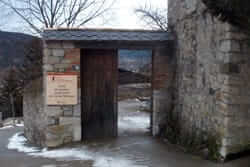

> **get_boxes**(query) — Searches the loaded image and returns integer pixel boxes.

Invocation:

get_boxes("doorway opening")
[118,49,152,137]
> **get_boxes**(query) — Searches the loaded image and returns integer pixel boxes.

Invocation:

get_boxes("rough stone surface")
[152,47,175,136]
[23,78,47,147]
[45,124,73,147]
[43,46,81,147]
[59,117,81,142]
[0,112,2,127]
[24,45,82,148]
[168,0,250,159]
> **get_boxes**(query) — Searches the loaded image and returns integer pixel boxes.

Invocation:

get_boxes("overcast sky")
[0,0,167,34]
[111,0,167,29]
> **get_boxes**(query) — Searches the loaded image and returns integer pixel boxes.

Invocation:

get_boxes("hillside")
[119,50,152,73]
[0,31,36,69]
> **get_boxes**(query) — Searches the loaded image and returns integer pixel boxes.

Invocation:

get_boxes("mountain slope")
[119,50,152,73]
[0,31,36,69]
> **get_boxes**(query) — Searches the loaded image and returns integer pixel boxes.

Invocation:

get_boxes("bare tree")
[0,38,43,122]
[0,0,116,34]
[135,5,168,31]
[0,67,23,123]
[17,38,43,86]
[0,3,7,27]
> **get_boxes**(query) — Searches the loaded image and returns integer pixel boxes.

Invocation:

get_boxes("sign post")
[46,73,78,105]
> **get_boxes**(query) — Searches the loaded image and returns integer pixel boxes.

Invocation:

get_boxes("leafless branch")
[135,5,168,31]
[0,0,116,34]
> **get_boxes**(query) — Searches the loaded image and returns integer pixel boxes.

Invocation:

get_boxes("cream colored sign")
[46,74,77,105]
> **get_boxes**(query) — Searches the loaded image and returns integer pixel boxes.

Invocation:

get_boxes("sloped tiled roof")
[43,28,172,42]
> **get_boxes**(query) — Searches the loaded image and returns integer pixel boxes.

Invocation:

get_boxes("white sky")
[0,0,168,33]
[110,0,167,29]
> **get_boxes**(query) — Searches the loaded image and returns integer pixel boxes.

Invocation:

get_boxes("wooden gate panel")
[81,49,118,139]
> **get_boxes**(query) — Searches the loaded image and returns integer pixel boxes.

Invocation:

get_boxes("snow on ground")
[7,133,147,167]
[6,99,149,167]
[118,116,150,134]
[8,132,40,153]
[16,123,24,127]
[0,123,24,130]
[118,99,150,135]
[0,125,14,130]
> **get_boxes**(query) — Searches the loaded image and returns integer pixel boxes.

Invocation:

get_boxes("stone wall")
[23,78,47,146]
[43,41,81,147]
[168,0,250,159]
[152,46,175,136]
[24,42,82,147]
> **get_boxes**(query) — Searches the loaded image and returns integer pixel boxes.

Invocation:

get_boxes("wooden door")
[81,49,118,139]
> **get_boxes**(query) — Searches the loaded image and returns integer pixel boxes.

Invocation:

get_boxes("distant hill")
[118,68,150,85]
[0,31,36,69]
[119,50,152,73]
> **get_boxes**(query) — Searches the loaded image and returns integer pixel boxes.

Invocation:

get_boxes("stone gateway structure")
[23,29,174,147]
[23,0,250,162]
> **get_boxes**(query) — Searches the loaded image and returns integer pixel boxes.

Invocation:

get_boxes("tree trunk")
[10,93,15,126]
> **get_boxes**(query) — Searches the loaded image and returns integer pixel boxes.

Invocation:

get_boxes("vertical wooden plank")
[81,49,118,139]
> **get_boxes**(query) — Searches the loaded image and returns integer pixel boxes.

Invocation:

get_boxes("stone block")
[220,63,240,74]
[57,68,66,72]
[73,105,81,117]
[47,56,62,64]
[46,136,63,148]
[52,49,64,57]
[47,117,59,125]
[43,48,52,57]
[62,106,73,116]
[43,64,54,71]
[220,40,241,53]
[62,42,75,49]
[45,124,73,147]
[73,123,82,142]
[61,59,72,64]
[47,106,63,117]
[59,117,81,142]
[47,41,62,49]
[63,110,73,116]
[54,64,70,69]
[62,106,73,111]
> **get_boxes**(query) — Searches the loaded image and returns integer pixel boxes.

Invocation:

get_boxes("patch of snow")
[41,165,57,167]
[135,98,141,102]
[94,156,147,167]
[0,123,24,130]
[30,148,93,161]
[0,125,14,130]
[123,116,150,126]
[8,133,148,167]
[119,116,150,130]
[16,123,24,127]
[7,132,40,153]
